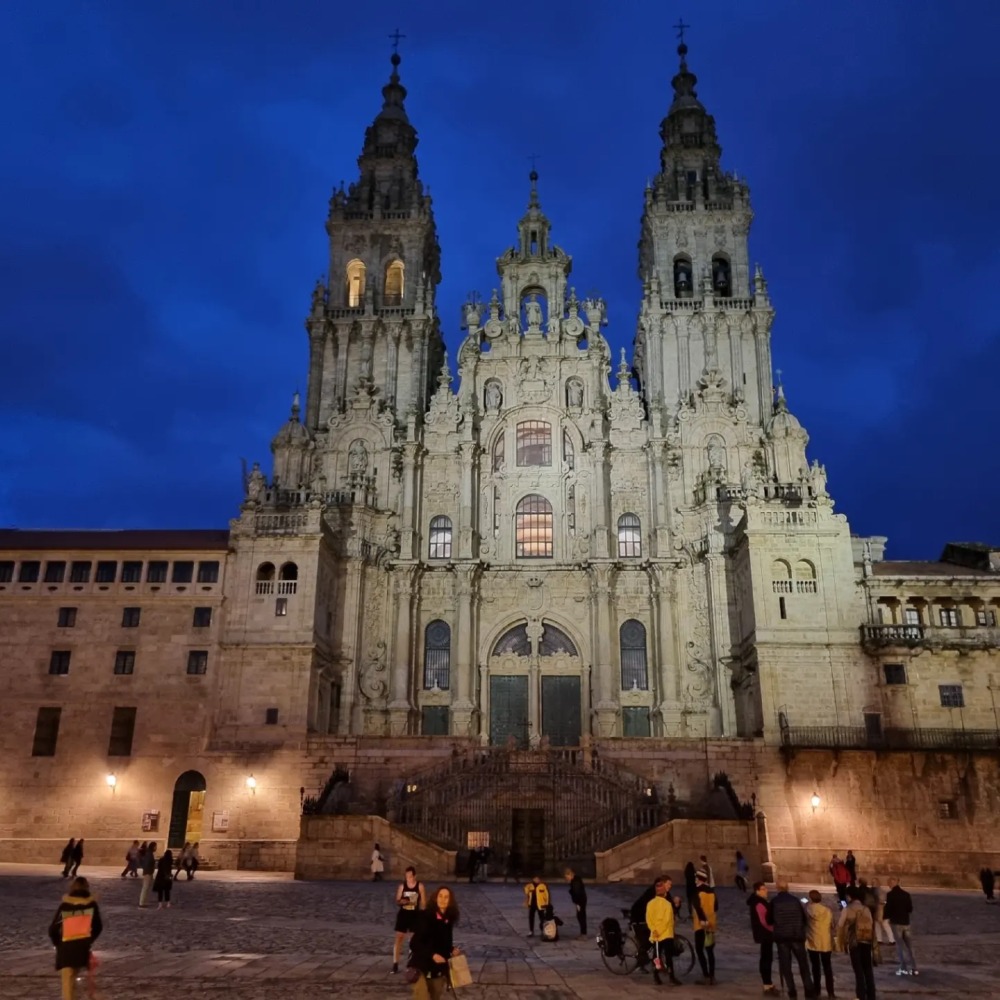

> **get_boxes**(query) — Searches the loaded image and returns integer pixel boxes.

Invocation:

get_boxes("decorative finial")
[674,18,690,60]
[774,369,787,407]
[388,28,406,56]
[291,390,301,419]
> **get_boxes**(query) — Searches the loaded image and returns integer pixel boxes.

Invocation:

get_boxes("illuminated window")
[423,620,451,689]
[620,620,648,690]
[428,516,452,560]
[384,260,404,306]
[516,421,551,466]
[346,259,366,307]
[617,513,642,558]
[515,494,553,558]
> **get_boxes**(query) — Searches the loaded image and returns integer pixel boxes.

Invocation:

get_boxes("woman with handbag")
[406,886,462,999]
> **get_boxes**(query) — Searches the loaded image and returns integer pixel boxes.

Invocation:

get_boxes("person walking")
[59,839,76,879]
[978,866,995,902]
[48,876,103,1000]
[68,839,84,878]
[692,867,717,985]
[406,886,460,1000]
[138,841,157,908]
[564,867,588,937]
[836,886,876,1000]
[845,851,858,887]
[734,851,749,893]
[770,880,818,998]
[828,855,850,907]
[120,840,140,879]
[371,843,385,882]
[646,875,682,986]
[883,877,918,976]
[805,889,836,998]
[748,882,777,994]
[154,849,174,909]
[392,866,426,974]
[523,875,549,938]
[174,843,191,880]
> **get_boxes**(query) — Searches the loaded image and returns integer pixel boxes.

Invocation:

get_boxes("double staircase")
[391,745,661,874]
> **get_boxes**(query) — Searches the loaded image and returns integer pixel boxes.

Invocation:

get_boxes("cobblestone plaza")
[2,866,997,999]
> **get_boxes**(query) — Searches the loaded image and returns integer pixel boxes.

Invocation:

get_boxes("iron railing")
[780,725,1000,753]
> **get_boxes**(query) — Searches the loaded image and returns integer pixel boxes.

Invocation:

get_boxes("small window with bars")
[423,620,451,690]
[192,607,212,628]
[113,651,136,675]
[18,561,40,583]
[44,561,66,583]
[197,560,220,583]
[146,561,168,583]
[0,561,13,583]
[69,561,91,583]
[49,651,71,675]
[121,561,143,583]
[882,663,907,685]
[620,620,649,690]
[107,706,137,756]
[939,684,964,708]
[265,708,279,725]
[186,650,209,675]
[95,561,117,583]
[172,561,194,584]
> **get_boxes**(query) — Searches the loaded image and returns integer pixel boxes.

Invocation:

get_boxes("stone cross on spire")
[388,28,406,54]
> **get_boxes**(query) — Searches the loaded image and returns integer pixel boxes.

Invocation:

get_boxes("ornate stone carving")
[358,640,387,703]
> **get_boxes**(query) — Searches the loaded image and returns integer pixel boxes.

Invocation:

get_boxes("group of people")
[123,840,200,909]
[58,838,85,878]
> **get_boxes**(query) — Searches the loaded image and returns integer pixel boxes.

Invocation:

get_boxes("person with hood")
[748,882,777,994]
[523,875,549,937]
[805,889,835,999]
[406,885,460,1000]
[59,839,76,878]
[48,876,103,1000]
[769,880,817,998]
[836,885,876,1000]
[883,877,917,977]
[154,849,174,909]
[734,850,749,893]
[691,867,717,985]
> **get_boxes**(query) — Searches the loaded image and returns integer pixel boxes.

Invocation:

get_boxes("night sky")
[2,1,997,559]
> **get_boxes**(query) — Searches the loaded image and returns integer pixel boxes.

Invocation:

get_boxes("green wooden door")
[541,675,581,747]
[489,675,529,747]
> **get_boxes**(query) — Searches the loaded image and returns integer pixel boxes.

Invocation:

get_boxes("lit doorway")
[168,770,206,849]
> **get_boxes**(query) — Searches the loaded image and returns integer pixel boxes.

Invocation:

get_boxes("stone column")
[655,565,682,735]
[703,550,729,737]
[526,620,543,744]
[305,326,325,430]
[590,564,617,736]
[451,565,476,735]
[388,567,416,735]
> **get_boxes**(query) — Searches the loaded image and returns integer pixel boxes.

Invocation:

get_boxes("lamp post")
[810,792,821,813]
[106,773,117,794]
[246,775,257,795]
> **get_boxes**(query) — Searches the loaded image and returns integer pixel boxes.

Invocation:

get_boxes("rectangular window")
[421,705,450,736]
[107,706,137,756]
[95,561,117,583]
[939,608,961,628]
[265,708,279,725]
[863,711,883,740]
[196,560,220,583]
[192,606,212,627]
[275,597,288,617]
[69,561,91,583]
[31,707,61,756]
[0,561,14,583]
[515,421,552,466]
[938,800,957,820]
[113,650,136,675]
[121,561,143,583]
[44,561,66,583]
[939,684,964,708]
[622,706,652,737]
[186,650,208,675]
[146,561,168,583]
[49,650,71,675]
[976,609,997,627]
[882,663,907,685]
[779,596,787,620]
[57,607,77,628]
[18,560,40,583]
[171,561,194,583]
[121,607,141,628]
[903,607,920,626]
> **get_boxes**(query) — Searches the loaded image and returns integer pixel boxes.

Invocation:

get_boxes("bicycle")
[597,908,696,978]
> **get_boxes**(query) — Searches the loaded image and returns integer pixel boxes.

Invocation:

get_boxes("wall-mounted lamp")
[405,782,419,795]
[246,774,257,794]
[810,792,821,813]
[106,773,117,793]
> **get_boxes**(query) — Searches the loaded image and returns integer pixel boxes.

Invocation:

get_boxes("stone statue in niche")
[246,462,266,500]
[348,439,369,476]
[485,382,502,411]
[566,380,583,408]
[524,294,543,329]
[706,436,726,476]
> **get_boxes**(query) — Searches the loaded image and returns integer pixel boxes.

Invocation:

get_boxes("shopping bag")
[449,953,473,988]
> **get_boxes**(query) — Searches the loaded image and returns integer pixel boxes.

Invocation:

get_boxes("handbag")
[448,953,473,989]
[404,966,420,984]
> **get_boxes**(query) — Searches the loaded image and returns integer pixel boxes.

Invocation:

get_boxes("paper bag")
[449,953,473,989]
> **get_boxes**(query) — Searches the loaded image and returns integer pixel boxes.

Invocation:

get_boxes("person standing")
[748,882,777,995]
[883,877,918,976]
[48,876,103,1000]
[371,843,385,882]
[845,851,858,887]
[59,839,76,879]
[828,855,850,907]
[120,840,140,879]
[699,854,715,888]
[805,889,835,998]
[734,851,749,893]
[503,847,520,885]
[692,868,717,985]
[467,847,479,884]
[769,880,817,998]
[392,866,426,974]
[564,867,588,937]
[684,860,699,916]
[407,886,460,1000]
[629,880,657,970]
[174,843,191,880]
[978,866,995,902]
[646,875,682,986]
[836,886,876,1000]
[69,839,84,878]
[154,849,174,909]
[138,841,157,908]
[186,842,200,879]
[523,875,549,938]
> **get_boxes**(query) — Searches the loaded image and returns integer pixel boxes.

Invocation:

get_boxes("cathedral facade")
[2,45,998,879]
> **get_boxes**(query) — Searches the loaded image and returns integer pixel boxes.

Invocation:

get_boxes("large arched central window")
[617,513,642,558]
[423,620,451,690]
[516,421,552,466]
[620,619,649,690]
[515,494,553,558]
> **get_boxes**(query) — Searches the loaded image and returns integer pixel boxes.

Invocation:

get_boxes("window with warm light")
[384,260,404,306]
[516,421,552,467]
[515,494,553,558]
[346,259,366,307]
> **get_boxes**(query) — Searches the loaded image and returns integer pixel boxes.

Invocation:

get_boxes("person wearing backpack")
[48,876,103,1000]
[836,886,876,1000]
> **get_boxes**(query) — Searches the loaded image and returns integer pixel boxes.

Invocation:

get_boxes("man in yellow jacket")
[646,875,682,986]
[524,875,550,937]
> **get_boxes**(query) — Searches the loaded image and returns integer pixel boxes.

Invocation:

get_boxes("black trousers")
[528,905,539,933]
[850,944,876,1000]
[694,929,715,977]
[777,940,815,996]
[809,950,834,996]
[758,940,774,986]
[574,904,587,935]
[652,940,674,976]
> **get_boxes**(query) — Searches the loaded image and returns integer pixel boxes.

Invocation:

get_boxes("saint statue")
[566,380,584,408]
[348,439,368,476]
[524,294,543,328]
[485,382,502,411]
[246,462,266,501]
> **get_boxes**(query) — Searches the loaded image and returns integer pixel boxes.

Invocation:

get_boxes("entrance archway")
[168,770,206,849]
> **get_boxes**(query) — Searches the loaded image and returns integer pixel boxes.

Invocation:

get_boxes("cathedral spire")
[518,168,550,257]
[658,34,722,177]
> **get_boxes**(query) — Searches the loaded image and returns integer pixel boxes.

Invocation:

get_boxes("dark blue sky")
[2,1,997,559]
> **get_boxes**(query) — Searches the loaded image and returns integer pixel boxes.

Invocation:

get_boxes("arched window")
[278,562,298,581]
[618,513,642,558]
[673,256,693,298]
[795,559,817,594]
[346,259,366,307]
[516,421,552,466]
[771,559,792,594]
[712,255,732,297]
[384,260,404,306]
[492,433,505,473]
[539,623,578,656]
[493,623,530,656]
[428,516,452,560]
[255,562,275,595]
[620,620,648,690]
[515,494,553,558]
[562,429,575,471]
[423,620,451,690]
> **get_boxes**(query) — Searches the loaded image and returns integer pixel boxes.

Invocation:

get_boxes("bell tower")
[303,51,443,436]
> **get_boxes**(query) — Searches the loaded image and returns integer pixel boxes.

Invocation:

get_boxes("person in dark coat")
[69,839,84,878]
[845,850,858,886]
[154,849,174,909]
[407,886,460,1000]
[48,876,103,998]
[59,839,76,878]
[630,880,658,969]
[748,882,776,994]
[770,880,818,998]
[979,867,995,902]
[564,867,588,936]
[683,860,698,916]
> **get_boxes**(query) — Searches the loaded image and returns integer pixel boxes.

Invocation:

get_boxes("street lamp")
[810,792,821,813]
[106,773,117,793]
[246,774,257,795]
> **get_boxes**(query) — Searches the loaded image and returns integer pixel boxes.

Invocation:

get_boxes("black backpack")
[599,917,623,956]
